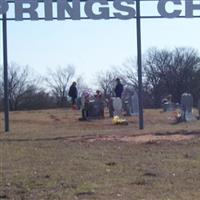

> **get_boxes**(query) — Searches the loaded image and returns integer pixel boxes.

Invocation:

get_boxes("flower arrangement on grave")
[112,116,128,125]
[168,111,182,124]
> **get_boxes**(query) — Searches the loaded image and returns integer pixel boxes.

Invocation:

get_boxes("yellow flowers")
[112,116,128,125]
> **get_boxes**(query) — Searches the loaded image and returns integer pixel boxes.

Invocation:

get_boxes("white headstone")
[113,97,122,116]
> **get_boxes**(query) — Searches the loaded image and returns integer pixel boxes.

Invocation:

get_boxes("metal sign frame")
[1,0,200,132]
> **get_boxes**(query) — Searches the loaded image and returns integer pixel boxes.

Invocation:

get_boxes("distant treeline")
[0,64,88,111]
[1,47,200,111]
[96,47,200,108]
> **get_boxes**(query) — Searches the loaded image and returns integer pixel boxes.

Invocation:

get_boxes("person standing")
[114,78,123,98]
[68,82,78,108]
[95,90,105,118]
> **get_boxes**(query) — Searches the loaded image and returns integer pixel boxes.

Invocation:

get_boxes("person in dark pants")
[114,78,123,98]
[79,92,90,121]
[68,82,78,108]
[95,90,105,118]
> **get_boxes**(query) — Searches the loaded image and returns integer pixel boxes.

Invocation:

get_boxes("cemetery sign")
[0,0,200,20]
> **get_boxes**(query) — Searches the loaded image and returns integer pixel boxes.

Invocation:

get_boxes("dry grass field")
[1,108,200,200]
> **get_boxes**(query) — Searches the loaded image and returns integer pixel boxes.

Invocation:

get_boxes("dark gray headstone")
[122,89,139,116]
[163,102,176,112]
[87,99,104,119]
[130,92,139,116]
[198,99,200,118]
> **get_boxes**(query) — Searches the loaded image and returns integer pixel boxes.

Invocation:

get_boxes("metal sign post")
[136,0,144,129]
[2,13,9,132]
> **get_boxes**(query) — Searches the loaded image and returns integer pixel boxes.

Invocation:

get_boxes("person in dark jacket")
[68,82,78,107]
[114,78,123,98]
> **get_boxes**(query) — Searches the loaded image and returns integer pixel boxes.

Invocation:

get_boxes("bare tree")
[0,63,42,110]
[144,47,200,107]
[75,75,90,95]
[96,70,119,98]
[6,63,40,110]
[17,85,55,110]
[45,65,75,107]
[117,58,138,88]
[96,61,138,98]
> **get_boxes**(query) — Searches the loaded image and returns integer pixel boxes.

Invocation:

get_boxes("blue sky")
[1,0,200,85]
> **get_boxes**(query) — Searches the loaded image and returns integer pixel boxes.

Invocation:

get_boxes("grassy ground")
[0,108,200,200]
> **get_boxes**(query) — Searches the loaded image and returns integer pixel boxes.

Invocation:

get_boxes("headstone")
[113,97,122,116]
[123,100,130,116]
[122,88,139,116]
[163,102,175,112]
[130,92,139,116]
[87,99,104,119]
[79,91,105,120]
[121,88,132,116]
[197,99,200,119]
[181,93,194,121]
[108,97,114,117]
[161,95,175,112]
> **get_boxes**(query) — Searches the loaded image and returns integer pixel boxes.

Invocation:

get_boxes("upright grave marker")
[181,93,194,122]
